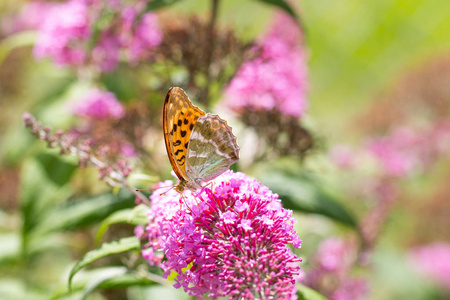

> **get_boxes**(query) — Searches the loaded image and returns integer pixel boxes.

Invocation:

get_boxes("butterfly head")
[175,178,202,193]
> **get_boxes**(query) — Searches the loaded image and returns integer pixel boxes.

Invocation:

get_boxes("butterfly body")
[163,87,239,193]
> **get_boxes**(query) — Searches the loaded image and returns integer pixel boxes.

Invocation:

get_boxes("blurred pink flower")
[409,242,450,291]
[314,237,352,274]
[120,143,136,158]
[140,171,302,299]
[304,237,368,300]
[329,145,356,170]
[72,89,125,119]
[366,127,422,177]
[223,12,308,118]
[92,31,121,72]
[1,0,57,34]
[330,278,368,300]
[33,0,91,66]
[120,10,163,62]
[32,0,162,71]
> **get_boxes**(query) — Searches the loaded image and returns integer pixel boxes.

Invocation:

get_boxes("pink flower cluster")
[331,121,450,178]
[138,171,302,299]
[223,13,308,118]
[72,88,125,119]
[409,242,450,291]
[304,237,367,300]
[33,0,162,71]
[34,0,90,66]
[366,127,427,177]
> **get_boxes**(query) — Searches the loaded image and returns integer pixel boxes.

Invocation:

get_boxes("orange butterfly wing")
[163,87,205,181]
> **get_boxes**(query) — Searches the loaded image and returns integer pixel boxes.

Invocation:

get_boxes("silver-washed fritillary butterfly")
[163,87,240,193]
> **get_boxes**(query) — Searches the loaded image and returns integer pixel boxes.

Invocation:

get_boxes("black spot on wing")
[175,149,183,155]
[181,130,187,137]
[174,140,181,146]
[173,124,177,132]
[184,142,189,149]
[177,155,185,162]
[184,118,188,125]
[190,124,194,130]
[177,120,182,126]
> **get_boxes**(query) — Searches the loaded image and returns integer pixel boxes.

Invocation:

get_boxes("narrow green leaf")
[252,0,299,21]
[52,269,157,300]
[68,237,140,288]
[33,189,136,236]
[252,159,357,227]
[80,268,127,300]
[297,284,327,300]
[35,153,77,187]
[27,233,71,257]
[83,273,157,299]
[145,0,183,11]
[51,267,124,299]
[95,204,149,242]
[20,157,73,240]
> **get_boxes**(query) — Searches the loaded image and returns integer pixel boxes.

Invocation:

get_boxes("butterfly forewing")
[186,114,239,182]
[163,87,205,181]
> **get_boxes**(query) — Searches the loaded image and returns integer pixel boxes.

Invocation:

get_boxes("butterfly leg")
[202,181,214,191]
[179,192,194,213]
[178,193,184,210]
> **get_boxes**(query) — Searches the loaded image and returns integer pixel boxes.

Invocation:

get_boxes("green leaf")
[252,159,357,227]
[81,267,128,299]
[297,284,327,300]
[35,153,77,187]
[101,67,140,101]
[96,204,149,242]
[68,237,140,289]
[52,268,158,300]
[82,272,157,299]
[27,233,71,258]
[252,0,299,21]
[145,0,184,11]
[33,189,137,236]
[20,157,74,241]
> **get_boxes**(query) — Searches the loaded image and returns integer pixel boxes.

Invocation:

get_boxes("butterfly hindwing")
[186,114,239,182]
[163,87,205,181]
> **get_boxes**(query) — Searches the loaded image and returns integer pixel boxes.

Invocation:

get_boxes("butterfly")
[163,87,239,193]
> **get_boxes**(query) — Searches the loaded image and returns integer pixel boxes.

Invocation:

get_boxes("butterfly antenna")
[159,185,175,196]
[135,185,174,193]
